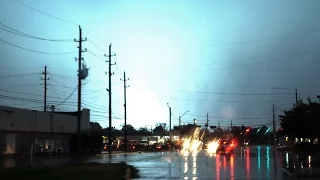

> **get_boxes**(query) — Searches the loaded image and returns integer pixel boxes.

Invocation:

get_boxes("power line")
[87,38,106,52]
[55,86,78,107]
[170,98,279,103]
[189,82,293,90]
[0,94,75,104]
[0,38,77,54]
[0,88,76,100]
[11,0,78,26]
[173,113,272,120]
[0,84,41,87]
[48,85,74,95]
[87,49,105,61]
[0,73,40,78]
[50,78,76,89]
[199,48,320,72]
[159,89,293,96]
[206,31,317,47]
[49,73,78,81]
[0,22,73,42]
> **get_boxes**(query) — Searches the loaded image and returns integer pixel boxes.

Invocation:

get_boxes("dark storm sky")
[1,0,320,129]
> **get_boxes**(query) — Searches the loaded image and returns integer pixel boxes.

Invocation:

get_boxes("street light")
[179,110,189,126]
[167,103,172,149]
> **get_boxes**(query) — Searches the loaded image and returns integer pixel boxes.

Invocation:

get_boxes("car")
[216,139,237,154]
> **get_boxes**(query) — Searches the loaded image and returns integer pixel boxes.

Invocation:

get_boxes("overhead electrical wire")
[10,0,103,49]
[0,73,40,78]
[160,89,293,96]
[11,0,79,26]
[48,85,75,95]
[0,84,41,88]
[87,38,106,52]
[169,98,279,103]
[0,88,75,100]
[0,38,77,55]
[206,30,317,47]
[55,86,78,107]
[50,78,77,89]
[173,113,272,120]
[0,94,75,104]
[0,22,73,42]
[87,49,105,61]
[199,48,320,72]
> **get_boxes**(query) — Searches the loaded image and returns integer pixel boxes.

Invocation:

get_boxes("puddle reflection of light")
[285,152,289,169]
[193,156,197,175]
[246,147,250,180]
[230,155,235,180]
[184,157,188,173]
[266,146,270,172]
[223,155,227,172]
[308,155,311,168]
[216,154,221,180]
[257,146,261,170]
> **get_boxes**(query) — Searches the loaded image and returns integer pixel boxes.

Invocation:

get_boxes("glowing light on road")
[180,127,204,156]
[207,139,219,155]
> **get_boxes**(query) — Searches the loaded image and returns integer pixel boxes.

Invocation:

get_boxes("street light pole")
[167,103,172,150]
[179,110,189,126]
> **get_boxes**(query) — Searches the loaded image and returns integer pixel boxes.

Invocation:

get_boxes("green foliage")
[279,98,320,138]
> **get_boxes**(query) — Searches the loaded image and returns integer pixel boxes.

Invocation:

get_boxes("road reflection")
[230,154,234,180]
[4,146,318,179]
[282,151,318,176]
[215,154,220,180]
[246,147,251,180]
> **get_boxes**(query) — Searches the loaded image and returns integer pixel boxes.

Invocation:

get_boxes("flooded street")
[1,146,320,179]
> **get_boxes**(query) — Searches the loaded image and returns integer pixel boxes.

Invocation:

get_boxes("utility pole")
[272,104,276,146]
[206,113,209,128]
[179,116,181,126]
[105,43,116,154]
[167,103,172,149]
[74,25,87,154]
[121,71,129,152]
[169,107,172,146]
[294,88,300,106]
[41,66,49,111]
[218,121,220,128]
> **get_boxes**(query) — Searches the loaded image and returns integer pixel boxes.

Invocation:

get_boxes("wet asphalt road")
[90,146,283,179]
[1,146,320,179]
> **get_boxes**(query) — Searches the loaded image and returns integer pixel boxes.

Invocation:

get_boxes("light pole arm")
[180,110,189,118]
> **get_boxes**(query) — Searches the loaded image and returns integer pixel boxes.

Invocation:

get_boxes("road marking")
[282,168,293,176]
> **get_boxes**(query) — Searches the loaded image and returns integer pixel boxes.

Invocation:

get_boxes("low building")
[0,106,89,155]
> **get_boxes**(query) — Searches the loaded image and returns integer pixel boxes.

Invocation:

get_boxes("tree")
[153,123,168,135]
[137,127,150,135]
[279,98,320,139]
[121,124,137,135]
[90,122,102,132]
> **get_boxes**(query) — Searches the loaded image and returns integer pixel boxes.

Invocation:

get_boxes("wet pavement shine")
[1,146,320,179]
